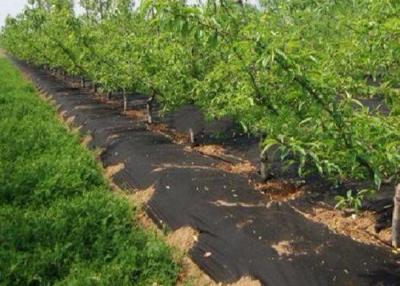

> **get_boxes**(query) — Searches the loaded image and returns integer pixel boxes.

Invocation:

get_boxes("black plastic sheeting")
[15,60,400,286]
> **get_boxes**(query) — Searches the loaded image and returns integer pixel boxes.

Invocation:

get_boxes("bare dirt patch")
[167,227,199,253]
[177,256,216,286]
[213,200,266,208]
[195,144,227,157]
[177,258,262,286]
[65,115,76,125]
[128,186,161,233]
[105,162,125,178]
[152,163,216,173]
[271,240,307,257]
[129,185,155,207]
[135,208,160,233]
[230,277,262,286]
[214,161,256,175]
[291,203,393,249]
[255,180,305,202]
[81,134,93,146]
[149,123,189,144]
[74,105,96,110]
[194,144,247,164]
[125,109,147,121]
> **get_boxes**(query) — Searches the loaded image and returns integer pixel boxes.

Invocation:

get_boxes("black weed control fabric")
[15,59,400,286]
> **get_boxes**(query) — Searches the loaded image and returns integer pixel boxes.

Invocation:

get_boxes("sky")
[0,0,28,27]
[0,0,260,28]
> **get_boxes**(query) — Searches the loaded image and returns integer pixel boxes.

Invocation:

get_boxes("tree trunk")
[146,94,155,124]
[392,184,400,248]
[260,148,272,181]
[123,90,127,113]
[189,128,196,146]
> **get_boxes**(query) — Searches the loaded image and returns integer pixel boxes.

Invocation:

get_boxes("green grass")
[0,58,180,285]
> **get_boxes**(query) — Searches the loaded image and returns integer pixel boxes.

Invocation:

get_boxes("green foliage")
[335,189,376,212]
[0,58,179,285]
[1,0,400,202]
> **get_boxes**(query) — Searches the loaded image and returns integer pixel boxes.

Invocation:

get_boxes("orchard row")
[2,0,400,200]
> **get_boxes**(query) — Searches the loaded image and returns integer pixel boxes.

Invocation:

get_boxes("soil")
[115,99,395,250]
[105,162,125,178]
[13,58,400,286]
[291,201,394,249]
[136,115,394,250]
[137,106,396,250]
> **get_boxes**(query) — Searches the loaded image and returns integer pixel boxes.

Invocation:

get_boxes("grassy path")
[0,56,179,284]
